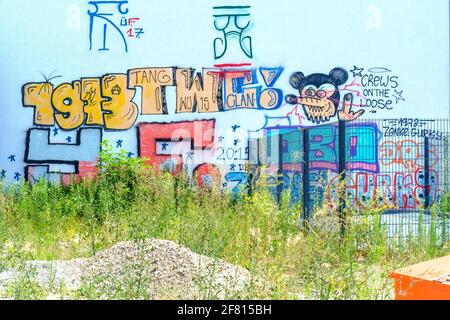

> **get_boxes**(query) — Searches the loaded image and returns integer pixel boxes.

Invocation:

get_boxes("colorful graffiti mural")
[1,0,449,213]
[13,64,449,209]
[260,117,448,210]
[4,59,446,209]
[22,66,285,129]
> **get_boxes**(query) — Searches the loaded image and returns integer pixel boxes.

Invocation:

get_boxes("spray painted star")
[8,155,15,162]
[393,90,405,103]
[161,142,169,150]
[52,127,59,136]
[0,169,6,179]
[127,151,134,158]
[66,136,72,143]
[14,172,21,181]
[231,125,240,132]
[116,139,123,148]
[350,66,364,77]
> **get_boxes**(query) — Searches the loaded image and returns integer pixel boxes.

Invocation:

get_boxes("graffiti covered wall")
[260,118,448,211]
[0,0,449,201]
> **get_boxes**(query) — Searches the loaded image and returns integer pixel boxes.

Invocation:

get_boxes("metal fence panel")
[250,118,450,239]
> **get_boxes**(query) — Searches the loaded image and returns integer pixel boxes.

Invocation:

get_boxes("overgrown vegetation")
[0,142,448,299]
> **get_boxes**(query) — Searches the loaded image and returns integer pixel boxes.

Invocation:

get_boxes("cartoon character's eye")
[318,83,336,97]
[305,89,315,97]
[316,90,327,98]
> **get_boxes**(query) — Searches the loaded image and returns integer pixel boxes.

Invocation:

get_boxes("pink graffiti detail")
[380,140,439,171]
[326,169,439,210]
[340,79,366,100]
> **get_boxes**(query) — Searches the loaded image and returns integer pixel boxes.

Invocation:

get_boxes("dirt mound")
[0,239,253,299]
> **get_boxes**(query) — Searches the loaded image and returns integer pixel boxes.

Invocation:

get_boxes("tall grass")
[0,144,448,299]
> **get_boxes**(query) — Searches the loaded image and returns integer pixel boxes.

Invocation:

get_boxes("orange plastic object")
[390,255,450,300]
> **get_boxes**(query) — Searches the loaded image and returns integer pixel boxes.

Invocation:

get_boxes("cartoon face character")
[285,68,348,124]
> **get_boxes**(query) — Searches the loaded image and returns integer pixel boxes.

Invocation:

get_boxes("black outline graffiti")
[127,66,176,115]
[175,68,224,114]
[212,5,253,59]
[24,127,103,181]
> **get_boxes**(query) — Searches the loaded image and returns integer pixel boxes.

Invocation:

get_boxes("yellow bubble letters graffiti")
[23,82,55,126]
[52,81,84,130]
[259,88,281,110]
[101,74,138,130]
[22,66,284,130]
[176,68,222,113]
[128,67,174,115]
[81,78,105,126]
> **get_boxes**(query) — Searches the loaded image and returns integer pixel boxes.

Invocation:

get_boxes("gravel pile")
[0,239,253,299]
